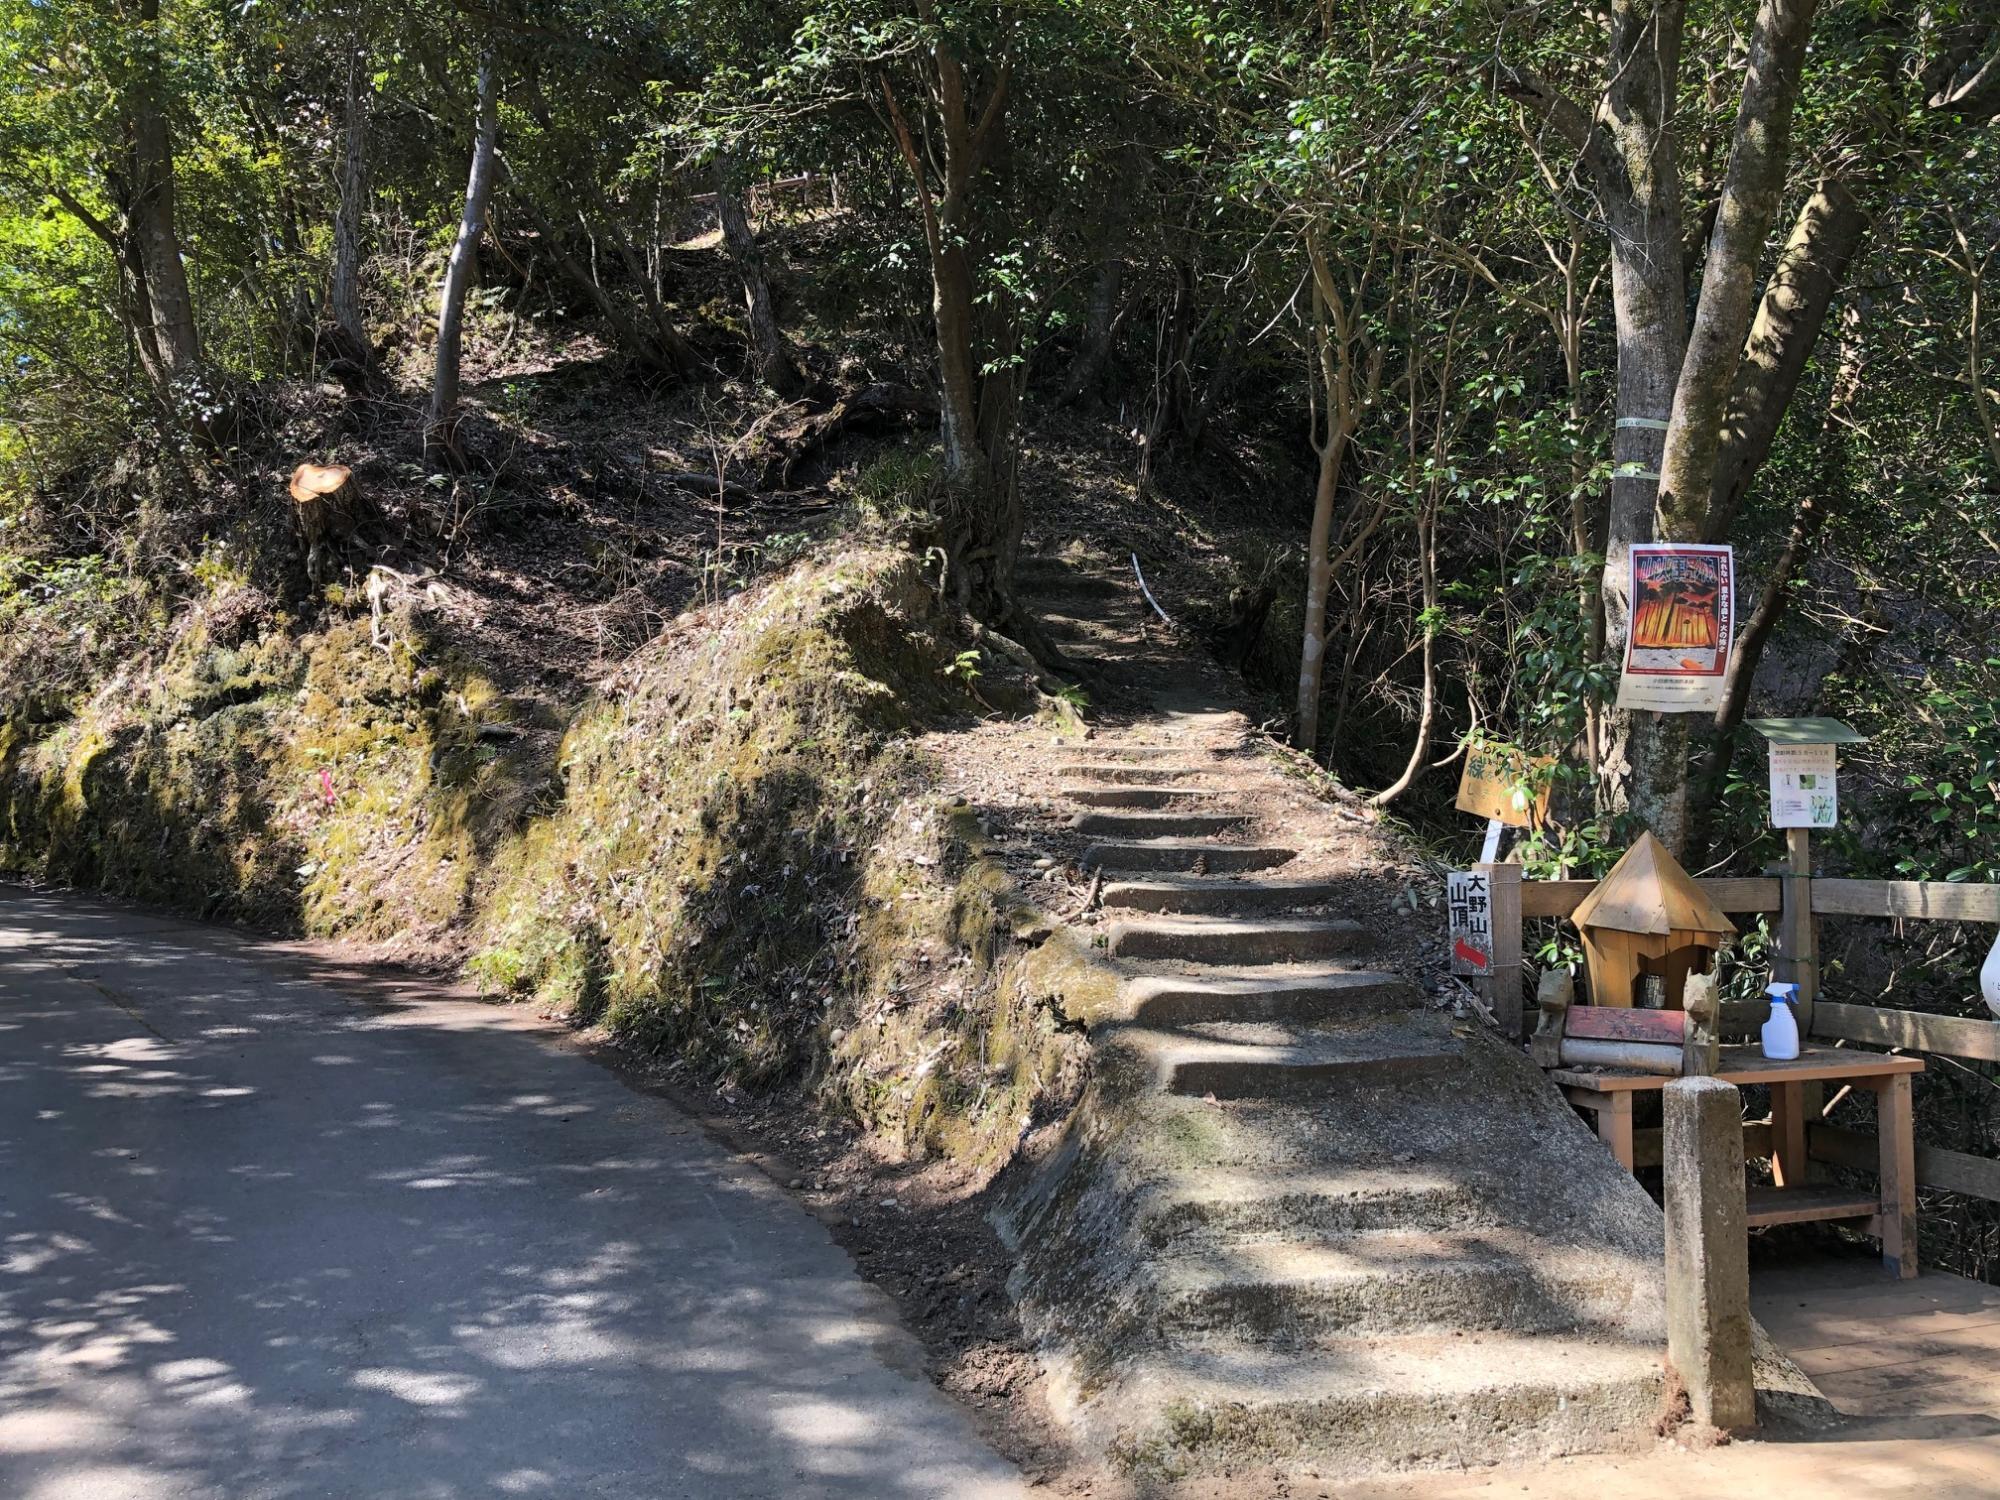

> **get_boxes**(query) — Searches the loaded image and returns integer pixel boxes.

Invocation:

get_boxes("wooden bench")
[1554,1043,1923,1278]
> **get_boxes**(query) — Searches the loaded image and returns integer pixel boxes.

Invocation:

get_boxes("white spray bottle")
[1762,981,1801,1061]
[1982,929,2000,1020]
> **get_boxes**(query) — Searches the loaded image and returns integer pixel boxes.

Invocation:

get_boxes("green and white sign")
[1768,741,1838,829]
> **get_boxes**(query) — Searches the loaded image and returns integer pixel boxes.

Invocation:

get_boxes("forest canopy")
[0,0,1995,886]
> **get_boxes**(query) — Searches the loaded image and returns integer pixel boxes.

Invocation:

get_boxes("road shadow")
[0,889,1020,1499]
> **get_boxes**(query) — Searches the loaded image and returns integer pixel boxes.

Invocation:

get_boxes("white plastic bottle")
[1982,929,2000,1020]
[1762,982,1801,1061]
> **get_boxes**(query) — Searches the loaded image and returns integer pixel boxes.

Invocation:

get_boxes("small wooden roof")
[288,463,352,503]
[1571,831,1735,939]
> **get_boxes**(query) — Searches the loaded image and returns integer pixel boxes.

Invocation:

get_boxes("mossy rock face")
[1,539,1088,1175]
[471,551,954,1074]
[0,587,552,938]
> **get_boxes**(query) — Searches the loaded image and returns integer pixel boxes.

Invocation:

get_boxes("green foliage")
[1894,672,2000,883]
[851,447,943,523]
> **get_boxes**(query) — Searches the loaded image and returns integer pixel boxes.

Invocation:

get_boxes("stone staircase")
[992,548,1688,1481]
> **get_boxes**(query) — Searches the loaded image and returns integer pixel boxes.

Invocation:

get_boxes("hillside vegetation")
[1,1,1996,1207]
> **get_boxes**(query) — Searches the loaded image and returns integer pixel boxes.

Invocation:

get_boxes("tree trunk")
[1061,254,1126,406]
[126,0,200,383]
[1688,291,1865,859]
[1294,232,1379,754]
[878,52,1035,641]
[427,53,501,462]
[1655,0,1824,538]
[47,181,169,394]
[1504,0,1824,853]
[1369,499,1439,808]
[518,198,696,381]
[1296,431,1340,756]
[1612,0,1821,852]
[715,158,805,397]
[1597,240,1696,852]
[330,48,374,372]
[1703,179,1868,539]
[1594,8,1698,843]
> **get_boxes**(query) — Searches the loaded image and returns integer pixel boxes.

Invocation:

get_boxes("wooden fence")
[1468,835,2000,1203]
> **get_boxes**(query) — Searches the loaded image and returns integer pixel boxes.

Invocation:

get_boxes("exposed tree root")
[757,382,939,487]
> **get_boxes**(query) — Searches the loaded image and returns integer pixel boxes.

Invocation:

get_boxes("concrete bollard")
[1663,1075,1756,1429]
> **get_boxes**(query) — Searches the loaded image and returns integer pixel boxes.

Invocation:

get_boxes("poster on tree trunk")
[1614,543,1735,713]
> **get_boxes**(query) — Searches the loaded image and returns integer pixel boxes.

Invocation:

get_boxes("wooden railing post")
[1475,862,1523,1039]
[1773,827,1817,1036]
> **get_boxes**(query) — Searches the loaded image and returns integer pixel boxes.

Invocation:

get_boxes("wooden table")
[1553,1043,1924,1278]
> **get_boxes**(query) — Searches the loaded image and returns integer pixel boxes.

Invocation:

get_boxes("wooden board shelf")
[1552,1042,1923,1093]
[1745,1185,1880,1229]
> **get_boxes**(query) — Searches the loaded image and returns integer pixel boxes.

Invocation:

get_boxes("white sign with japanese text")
[1769,741,1838,829]
[1448,870,1494,976]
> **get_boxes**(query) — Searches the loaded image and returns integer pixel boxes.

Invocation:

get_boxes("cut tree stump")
[288,463,377,583]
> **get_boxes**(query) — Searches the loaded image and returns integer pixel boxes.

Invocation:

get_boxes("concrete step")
[1061,785,1235,810]
[1095,1334,1662,1479]
[1055,763,1211,784]
[1117,969,1416,1026]
[1064,744,1187,760]
[1125,1166,1493,1247]
[1101,875,1344,915]
[1129,1020,1457,1098]
[1072,809,1250,838]
[1107,915,1364,964]
[1084,840,1295,874]
[1154,1229,1652,1344]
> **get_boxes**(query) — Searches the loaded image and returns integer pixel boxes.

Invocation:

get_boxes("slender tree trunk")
[1294,233,1379,754]
[1703,179,1868,539]
[1687,298,1860,861]
[1549,247,1608,768]
[929,217,985,478]
[1062,254,1126,406]
[428,53,501,461]
[1655,0,1824,536]
[1948,213,2000,477]
[878,50,1031,633]
[1596,191,1695,850]
[1591,0,1695,844]
[1369,499,1439,808]
[715,157,805,396]
[48,181,168,391]
[126,0,199,382]
[1296,428,1341,755]
[517,197,695,380]
[330,48,374,370]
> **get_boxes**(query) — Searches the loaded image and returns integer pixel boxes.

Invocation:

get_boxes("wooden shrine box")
[1571,831,1735,1009]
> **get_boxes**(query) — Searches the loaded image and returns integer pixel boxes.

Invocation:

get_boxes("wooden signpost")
[1455,744,1552,827]
[1748,719,1866,1032]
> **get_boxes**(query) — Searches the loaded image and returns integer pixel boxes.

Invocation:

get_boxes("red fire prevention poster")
[1614,542,1735,713]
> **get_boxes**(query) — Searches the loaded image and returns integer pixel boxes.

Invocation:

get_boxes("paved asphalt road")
[0,888,1025,1500]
